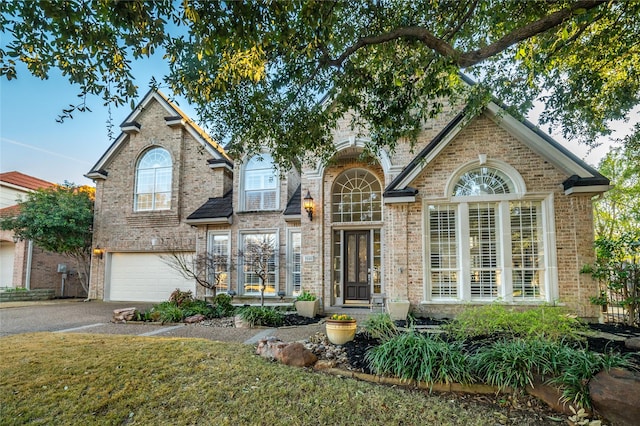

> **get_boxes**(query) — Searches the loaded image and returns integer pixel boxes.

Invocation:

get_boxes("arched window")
[332,169,382,222]
[244,154,277,210]
[452,167,514,196]
[427,164,549,303]
[134,148,172,211]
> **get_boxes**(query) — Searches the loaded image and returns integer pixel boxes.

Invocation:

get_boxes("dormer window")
[134,147,172,211]
[243,154,277,211]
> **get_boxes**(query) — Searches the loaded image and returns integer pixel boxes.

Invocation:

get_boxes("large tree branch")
[323,0,606,68]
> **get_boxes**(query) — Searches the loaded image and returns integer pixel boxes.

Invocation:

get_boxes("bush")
[151,302,185,323]
[168,289,194,306]
[214,293,236,317]
[181,299,220,319]
[365,332,473,387]
[442,304,587,342]
[363,313,399,342]
[238,306,284,327]
[470,338,630,408]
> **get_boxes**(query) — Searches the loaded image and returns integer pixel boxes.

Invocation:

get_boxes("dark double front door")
[344,231,370,301]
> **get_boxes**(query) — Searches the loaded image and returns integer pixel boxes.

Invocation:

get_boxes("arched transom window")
[135,147,172,211]
[332,169,382,222]
[244,154,277,210]
[427,164,550,303]
[452,167,514,196]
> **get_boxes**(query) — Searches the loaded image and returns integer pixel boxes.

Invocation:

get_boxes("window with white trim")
[243,154,277,210]
[134,148,172,211]
[426,166,547,302]
[332,169,382,222]
[288,230,302,295]
[206,232,230,296]
[240,232,277,295]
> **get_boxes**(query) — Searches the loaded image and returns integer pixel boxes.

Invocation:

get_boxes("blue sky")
[0,57,628,186]
[1,54,196,186]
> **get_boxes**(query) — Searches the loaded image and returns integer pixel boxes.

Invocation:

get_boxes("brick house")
[0,171,86,297]
[86,89,609,320]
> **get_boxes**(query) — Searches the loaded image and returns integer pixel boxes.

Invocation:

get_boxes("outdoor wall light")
[303,190,314,221]
[93,246,104,259]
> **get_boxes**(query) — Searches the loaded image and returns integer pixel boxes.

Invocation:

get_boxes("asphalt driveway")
[0,299,323,344]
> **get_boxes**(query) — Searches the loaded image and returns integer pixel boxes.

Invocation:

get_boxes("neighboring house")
[0,171,86,297]
[87,88,609,320]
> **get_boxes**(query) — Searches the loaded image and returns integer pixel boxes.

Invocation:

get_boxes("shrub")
[547,348,630,409]
[365,331,473,387]
[168,289,194,306]
[181,299,220,318]
[363,313,399,342]
[442,304,587,342]
[238,306,284,327]
[470,338,563,390]
[213,293,236,317]
[151,302,185,323]
[470,338,630,408]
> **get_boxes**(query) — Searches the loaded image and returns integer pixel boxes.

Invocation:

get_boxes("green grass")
[1,333,549,425]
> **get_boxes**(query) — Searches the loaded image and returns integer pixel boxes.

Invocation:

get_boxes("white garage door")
[108,252,196,302]
[0,241,15,287]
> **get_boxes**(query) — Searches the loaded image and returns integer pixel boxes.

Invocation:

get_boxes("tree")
[162,249,230,298]
[593,144,640,240]
[2,1,639,167]
[238,235,276,307]
[0,183,95,295]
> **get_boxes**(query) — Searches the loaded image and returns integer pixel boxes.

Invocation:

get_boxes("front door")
[344,231,370,301]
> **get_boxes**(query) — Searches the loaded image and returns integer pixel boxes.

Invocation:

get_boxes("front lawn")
[1,333,558,425]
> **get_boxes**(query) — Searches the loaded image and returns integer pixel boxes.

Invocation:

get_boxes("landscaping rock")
[256,338,317,367]
[589,368,640,426]
[526,377,581,416]
[184,314,205,324]
[256,337,286,360]
[279,342,317,367]
[625,337,640,351]
[112,307,136,323]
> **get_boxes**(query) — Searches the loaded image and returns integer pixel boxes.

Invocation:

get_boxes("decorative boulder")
[112,307,136,323]
[589,368,640,426]
[184,314,205,324]
[625,337,640,351]
[279,342,318,367]
[256,338,317,367]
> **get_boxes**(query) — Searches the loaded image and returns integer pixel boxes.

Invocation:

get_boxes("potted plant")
[325,313,357,345]
[294,290,319,318]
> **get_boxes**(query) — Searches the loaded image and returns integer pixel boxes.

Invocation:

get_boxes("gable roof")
[0,171,55,191]
[384,97,610,199]
[86,90,231,179]
[186,191,233,225]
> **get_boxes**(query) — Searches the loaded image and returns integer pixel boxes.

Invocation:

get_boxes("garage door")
[0,241,15,287]
[107,252,196,302]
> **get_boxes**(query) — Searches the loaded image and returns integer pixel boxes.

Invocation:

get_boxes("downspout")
[25,239,33,290]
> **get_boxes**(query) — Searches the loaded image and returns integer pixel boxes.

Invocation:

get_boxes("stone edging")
[317,366,511,394]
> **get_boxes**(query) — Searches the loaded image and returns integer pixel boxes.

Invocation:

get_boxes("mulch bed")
[342,319,640,375]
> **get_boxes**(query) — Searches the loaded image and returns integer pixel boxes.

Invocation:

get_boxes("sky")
[0,56,632,187]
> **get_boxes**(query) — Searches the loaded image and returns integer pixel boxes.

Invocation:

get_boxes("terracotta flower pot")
[325,319,357,345]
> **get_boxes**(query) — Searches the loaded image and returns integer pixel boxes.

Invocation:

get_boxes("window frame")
[241,154,279,211]
[422,162,557,304]
[134,147,173,212]
[332,168,383,223]
[206,231,231,296]
[239,230,279,296]
[287,229,302,296]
